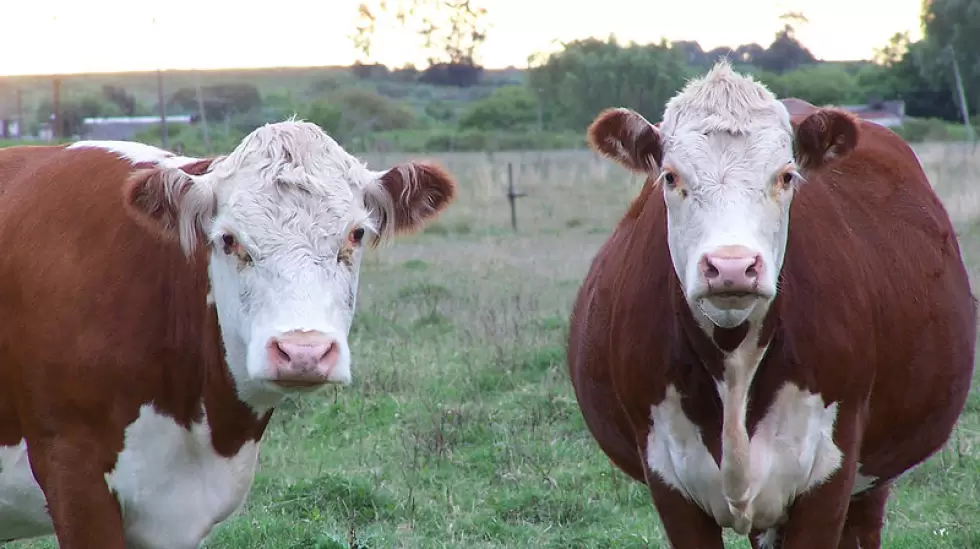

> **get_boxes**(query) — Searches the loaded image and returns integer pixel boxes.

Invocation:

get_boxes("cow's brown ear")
[364,161,457,244]
[587,108,663,173]
[123,166,216,255]
[793,108,860,173]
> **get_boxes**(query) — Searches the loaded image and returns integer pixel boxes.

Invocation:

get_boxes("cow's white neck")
[714,323,769,534]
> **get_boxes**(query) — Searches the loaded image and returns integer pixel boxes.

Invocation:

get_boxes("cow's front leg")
[778,406,864,549]
[27,435,126,549]
[647,477,725,549]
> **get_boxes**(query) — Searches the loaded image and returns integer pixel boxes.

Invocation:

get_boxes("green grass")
[7,144,980,548]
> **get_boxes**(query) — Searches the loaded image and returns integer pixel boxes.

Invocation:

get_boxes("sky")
[0,0,923,76]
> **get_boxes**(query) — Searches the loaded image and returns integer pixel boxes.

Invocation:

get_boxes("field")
[8,143,980,548]
[0,66,523,121]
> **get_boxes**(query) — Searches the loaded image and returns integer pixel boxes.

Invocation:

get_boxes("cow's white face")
[124,121,455,407]
[658,109,796,329]
[587,60,858,331]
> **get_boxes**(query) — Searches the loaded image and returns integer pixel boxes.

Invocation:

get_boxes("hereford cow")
[0,121,456,549]
[567,60,976,548]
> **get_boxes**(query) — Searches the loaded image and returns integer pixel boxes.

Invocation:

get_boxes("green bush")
[893,118,974,143]
[458,86,542,132]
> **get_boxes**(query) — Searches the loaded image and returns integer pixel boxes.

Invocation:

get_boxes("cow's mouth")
[709,291,754,298]
[271,379,327,389]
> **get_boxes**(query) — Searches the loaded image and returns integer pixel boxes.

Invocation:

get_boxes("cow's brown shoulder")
[0,146,267,460]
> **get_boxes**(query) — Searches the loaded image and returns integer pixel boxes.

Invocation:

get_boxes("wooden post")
[15,88,22,139]
[194,71,211,153]
[506,162,526,231]
[157,68,168,149]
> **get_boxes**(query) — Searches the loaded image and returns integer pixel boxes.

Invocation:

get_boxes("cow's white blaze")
[658,62,797,328]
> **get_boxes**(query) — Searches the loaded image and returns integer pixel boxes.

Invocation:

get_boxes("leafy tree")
[878,40,961,120]
[36,94,123,137]
[303,88,416,146]
[874,32,912,67]
[760,64,864,106]
[169,83,262,121]
[100,85,137,116]
[304,100,344,135]
[350,2,377,64]
[349,0,490,87]
[753,12,817,73]
[921,0,980,115]
[528,36,691,130]
[458,86,541,131]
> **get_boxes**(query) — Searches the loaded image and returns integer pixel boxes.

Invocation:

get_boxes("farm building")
[0,118,20,139]
[81,114,194,141]
[839,99,906,128]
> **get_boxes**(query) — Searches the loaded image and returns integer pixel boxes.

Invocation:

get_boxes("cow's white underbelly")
[0,404,260,549]
[645,382,845,533]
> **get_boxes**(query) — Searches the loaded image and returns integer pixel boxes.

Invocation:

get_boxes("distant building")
[0,119,20,139]
[81,115,194,141]
[838,100,906,128]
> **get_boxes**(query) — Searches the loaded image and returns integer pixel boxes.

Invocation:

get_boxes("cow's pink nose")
[699,246,764,294]
[266,331,340,384]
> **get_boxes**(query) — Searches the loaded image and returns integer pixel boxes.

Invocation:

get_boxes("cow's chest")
[0,404,260,549]
[644,382,843,533]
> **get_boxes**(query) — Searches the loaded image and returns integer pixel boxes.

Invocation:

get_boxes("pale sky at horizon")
[1,0,922,76]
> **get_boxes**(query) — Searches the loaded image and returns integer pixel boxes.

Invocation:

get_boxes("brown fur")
[567,99,977,548]
[376,161,456,239]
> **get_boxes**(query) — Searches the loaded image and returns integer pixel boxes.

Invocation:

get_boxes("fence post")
[506,162,526,231]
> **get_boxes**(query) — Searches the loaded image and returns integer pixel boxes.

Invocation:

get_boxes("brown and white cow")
[567,60,977,548]
[0,121,455,548]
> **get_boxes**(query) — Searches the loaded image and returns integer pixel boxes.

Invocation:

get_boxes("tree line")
[12,0,979,153]
[343,0,979,144]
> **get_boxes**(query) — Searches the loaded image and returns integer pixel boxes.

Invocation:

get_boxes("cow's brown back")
[0,145,265,461]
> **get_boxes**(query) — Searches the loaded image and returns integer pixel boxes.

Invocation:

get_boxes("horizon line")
[0,56,877,79]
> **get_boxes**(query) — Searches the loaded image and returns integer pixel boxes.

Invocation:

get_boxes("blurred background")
[4,2,980,548]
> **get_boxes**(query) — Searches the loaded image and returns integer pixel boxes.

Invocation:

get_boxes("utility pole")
[50,14,62,140]
[153,15,168,149]
[15,88,22,139]
[52,77,61,139]
[195,71,211,153]
[157,68,168,149]
[949,45,975,143]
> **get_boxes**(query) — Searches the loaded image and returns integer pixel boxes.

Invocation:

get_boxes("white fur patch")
[67,139,200,170]
[646,380,842,534]
[0,405,260,549]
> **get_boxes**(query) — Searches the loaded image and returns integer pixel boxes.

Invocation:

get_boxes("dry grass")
[9,143,980,549]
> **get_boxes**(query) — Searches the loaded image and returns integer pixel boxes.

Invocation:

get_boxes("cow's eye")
[349,227,365,245]
[221,233,252,266]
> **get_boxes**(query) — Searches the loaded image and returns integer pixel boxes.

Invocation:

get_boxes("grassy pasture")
[7,143,980,548]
